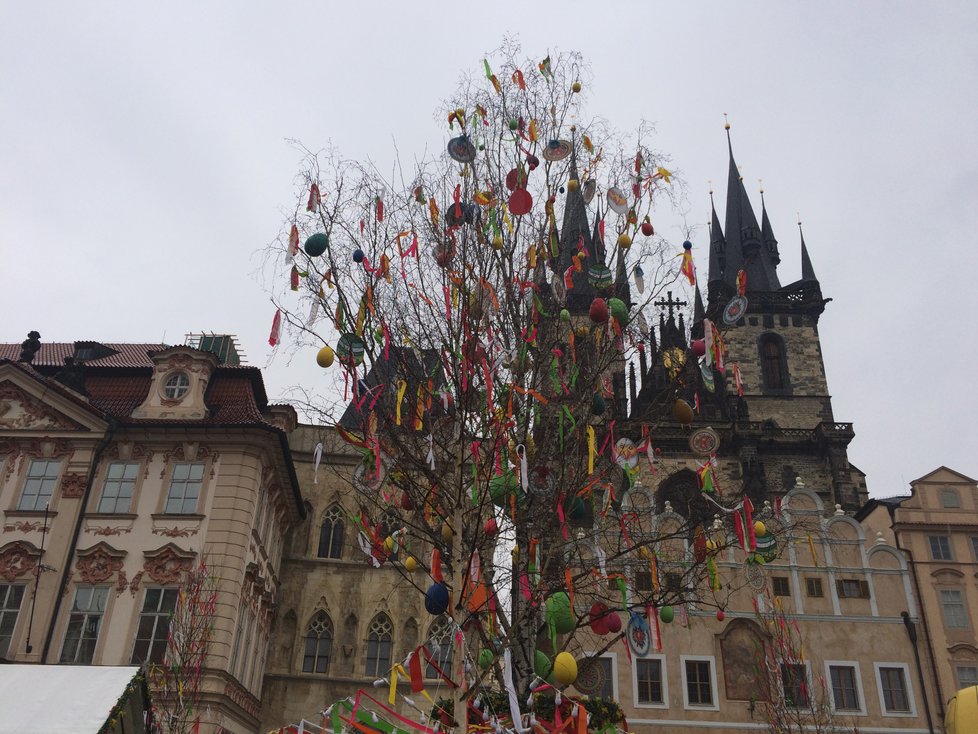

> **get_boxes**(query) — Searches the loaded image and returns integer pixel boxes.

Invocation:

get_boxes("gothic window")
[425,617,454,679]
[302,611,334,673]
[365,613,394,677]
[758,334,789,391]
[318,505,345,559]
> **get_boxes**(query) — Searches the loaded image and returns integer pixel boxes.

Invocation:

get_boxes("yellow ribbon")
[388,664,398,705]
[395,380,407,425]
[808,534,819,567]
[587,426,596,474]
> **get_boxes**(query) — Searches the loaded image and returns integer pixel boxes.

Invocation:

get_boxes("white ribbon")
[426,433,436,471]
[503,648,524,734]
[595,545,607,579]
[313,441,323,484]
[306,299,320,327]
[704,318,714,367]
[516,444,528,492]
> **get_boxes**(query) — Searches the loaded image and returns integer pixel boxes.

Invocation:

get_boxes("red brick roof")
[0,343,164,368]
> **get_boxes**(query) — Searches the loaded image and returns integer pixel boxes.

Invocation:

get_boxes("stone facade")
[0,339,303,734]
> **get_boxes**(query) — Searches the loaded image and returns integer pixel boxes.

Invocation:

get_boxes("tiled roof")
[0,342,164,368]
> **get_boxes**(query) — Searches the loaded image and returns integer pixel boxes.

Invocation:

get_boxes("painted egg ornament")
[617,233,632,249]
[526,154,540,171]
[546,592,575,634]
[433,242,455,268]
[553,652,578,686]
[683,239,693,251]
[316,346,335,368]
[641,219,654,237]
[424,582,450,615]
[509,119,519,131]
[659,605,675,623]
[582,179,596,204]
[508,188,533,216]
[589,602,610,634]
[589,297,609,324]
[304,233,329,257]
[609,297,628,325]
[441,522,453,543]
[587,263,613,290]
[754,520,767,536]
[572,81,582,93]
[478,649,494,670]
[484,517,498,536]
[335,334,365,366]
[606,187,629,214]
[505,168,528,192]
[559,308,571,323]
[592,392,606,416]
[489,471,519,508]
[383,536,395,554]
[447,135,477,163]
[672,398,694,425]
[491,234,504,251]
[534,650,555,682]
[567,496,588,521]
[716,609,726,621]
[404,556,417,572]
[691,339,706,357]
[400,492,414,510]
[604,611,622,634]
[352,249,365,263]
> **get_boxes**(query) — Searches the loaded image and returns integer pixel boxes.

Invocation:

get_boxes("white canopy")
[0,665,142,733]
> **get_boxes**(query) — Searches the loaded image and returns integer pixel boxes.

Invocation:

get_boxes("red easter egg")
[508,188,533,216]
[641,220,654,237]
[589,297,609,324]
[604,612,622,634]
[691,339,706,357]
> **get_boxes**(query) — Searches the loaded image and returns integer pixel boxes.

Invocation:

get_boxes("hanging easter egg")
[484,517,498,536]
[441,522,453,543]
[478,649,494,670]
[617,233,632,249]
[589,602,610,634]
[424,582,450,615]
[445,203,466,227]
[404,556,417,572]
[672,398,694,425]
[659,606,675,623]
[609,297,628,325]
[534,650,555,682]
[605,611,622,634]
[754,521,767,537]
[526,153,540,171]
[641,218,654,237]
[587,263,613,290]
[559,308,571,323]
[491,234,504,251]
[505,168,528,192]
[489,471,519,508]
[615,438,639,470]
[447,135,476,163]
[582,179,596,204]
[353,249,366,264]
[572,81,582,93]
[542,139,572,162]
[592,392,606,416]
[691,339,706,357]
[509,119,519,131]
[589,297,609,324]
[432,241,455,268]
[756,533,778,563]
[626,612,651,655]
[508,188,533,216]
[400,492,413,510]
[316,345,335,368]
[716,609,726,622]
[607,187,629,214]
[304,233,329,257]
[336,334,365,366]
[553,652,578,686]
[627,207,638,225]
[546,592,575,634]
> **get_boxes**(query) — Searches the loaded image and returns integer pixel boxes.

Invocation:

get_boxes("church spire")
[799,219,819,283]
[760,187,781,266]
[558,131,598,313]
[708,189,726,286]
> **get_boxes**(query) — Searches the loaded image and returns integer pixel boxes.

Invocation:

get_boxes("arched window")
[656,469,712,537]
[425,617,454,679]
[759,334,789,391]
[302,611,333,673]
[365,613,394,677]
[318,504,345,559]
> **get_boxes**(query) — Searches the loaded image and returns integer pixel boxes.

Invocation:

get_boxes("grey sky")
[2,2,976,497]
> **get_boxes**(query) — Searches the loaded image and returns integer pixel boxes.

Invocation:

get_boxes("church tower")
[628,124,866,514]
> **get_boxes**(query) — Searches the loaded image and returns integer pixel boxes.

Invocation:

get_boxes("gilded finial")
[797,211,802,227]
[758,178,764,195]
[708,179,713,195]
[723,113,730,131]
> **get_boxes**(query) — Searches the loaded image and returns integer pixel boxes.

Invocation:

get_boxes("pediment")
[911,466,977,486]
[0,365,108,433]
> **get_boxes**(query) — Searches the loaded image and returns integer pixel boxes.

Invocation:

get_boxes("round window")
[163,372,191,400]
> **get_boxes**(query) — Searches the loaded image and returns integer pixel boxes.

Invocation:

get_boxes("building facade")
[858,466,978,726]
[0,337,303,733]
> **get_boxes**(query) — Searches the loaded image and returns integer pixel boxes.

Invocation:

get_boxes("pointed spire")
[799,219,818,282]
[694,283,706,323]
[558,129,597,313]
[760,187,781,266]
[708,189,726,285]
[613,248,630,305]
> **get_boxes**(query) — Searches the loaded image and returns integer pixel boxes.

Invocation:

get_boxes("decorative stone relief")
[75,544,126,584]
[0,541,40,582]
[0,382,81,430]
[143,545,195,584]
[60,473,86,499]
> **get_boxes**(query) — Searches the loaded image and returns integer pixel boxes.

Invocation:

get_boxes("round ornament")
[672,398,694,425]
[641,219,654,237]
[592,393,606,416]
[587,264,613,290]
[722,295,748,325]
[606,187,629,215]
[546,592,575,634]
[615,437,639,470]
[478,649,494,670]
[608,297,628,325]
[489,471,519,508]
[316,345,335,368]
[753,520,767,536]
[304,233,329,257]
[447,135,477,163]
[541,139,573,162]
[553,652,578,686]
[617,233,632,249]
[335,333,365,366]
[745,560,766,590]
[755,533,778,563]
[604,611,622,633]
[626,611,651,656]
[508,188,533,216]
[533,650,554,682]
[573,656,607,696]
[588,297,609,324]
[582,179,597,204]
[689,427,720,456]
[716,609,726,621]
[352,248,365,263]
[589,602,610,634]
[404,556,417,572]
[659,606,674,624]
[691,339,706,357]
[505,168,528,192]
[424,582,450,615]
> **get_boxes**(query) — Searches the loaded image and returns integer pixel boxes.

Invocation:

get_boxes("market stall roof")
[0,665,144,733]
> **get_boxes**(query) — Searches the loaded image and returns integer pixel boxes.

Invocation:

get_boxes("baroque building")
[0,335,303,733]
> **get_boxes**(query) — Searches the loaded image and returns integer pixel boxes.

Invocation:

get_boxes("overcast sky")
[2,2,976,498]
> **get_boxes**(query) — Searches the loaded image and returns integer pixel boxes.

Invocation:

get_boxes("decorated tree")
[267,43,779,734]
[148,561,219,734]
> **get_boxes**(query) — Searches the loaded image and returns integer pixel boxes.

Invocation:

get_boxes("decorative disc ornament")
[574,657,607,696]
[615,438,639,470]
[336,333,365,366]
[447,135,476,163]
[626,611,651,656]
[541,139,572,162]
[508,188,533,216]
[689,427,720,456]
[582,179,597,204]
[745,560,766,591]
[606,187,629,214]
[722,295,748,325]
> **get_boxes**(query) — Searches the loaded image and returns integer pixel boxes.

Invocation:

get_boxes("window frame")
[940,488,961,508]
[96,461,141,514]
[824,660,867,716]
[632,654,667,708]
[836,578,870,599]
[17,458,63,511]
[365,614,394,678]
[772,576,791,597]
[318,504,346,560]
[0,583,26,659]
[757,333,791,394]
[301,611,333,675]
[162,462,206,515]
[806,577,824,598]
[130,587,179,665]
[680,655,719,710]
[59,585,110,664]
[162,372,191,400]
[939,588,970,629]
[424,618,454,680]
[874,662,916,717]
[779,660,812,709]
[956,665,978,690]
[928,535,953,561]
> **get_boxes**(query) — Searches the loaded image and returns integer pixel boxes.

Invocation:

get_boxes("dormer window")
[163,373,190,401]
